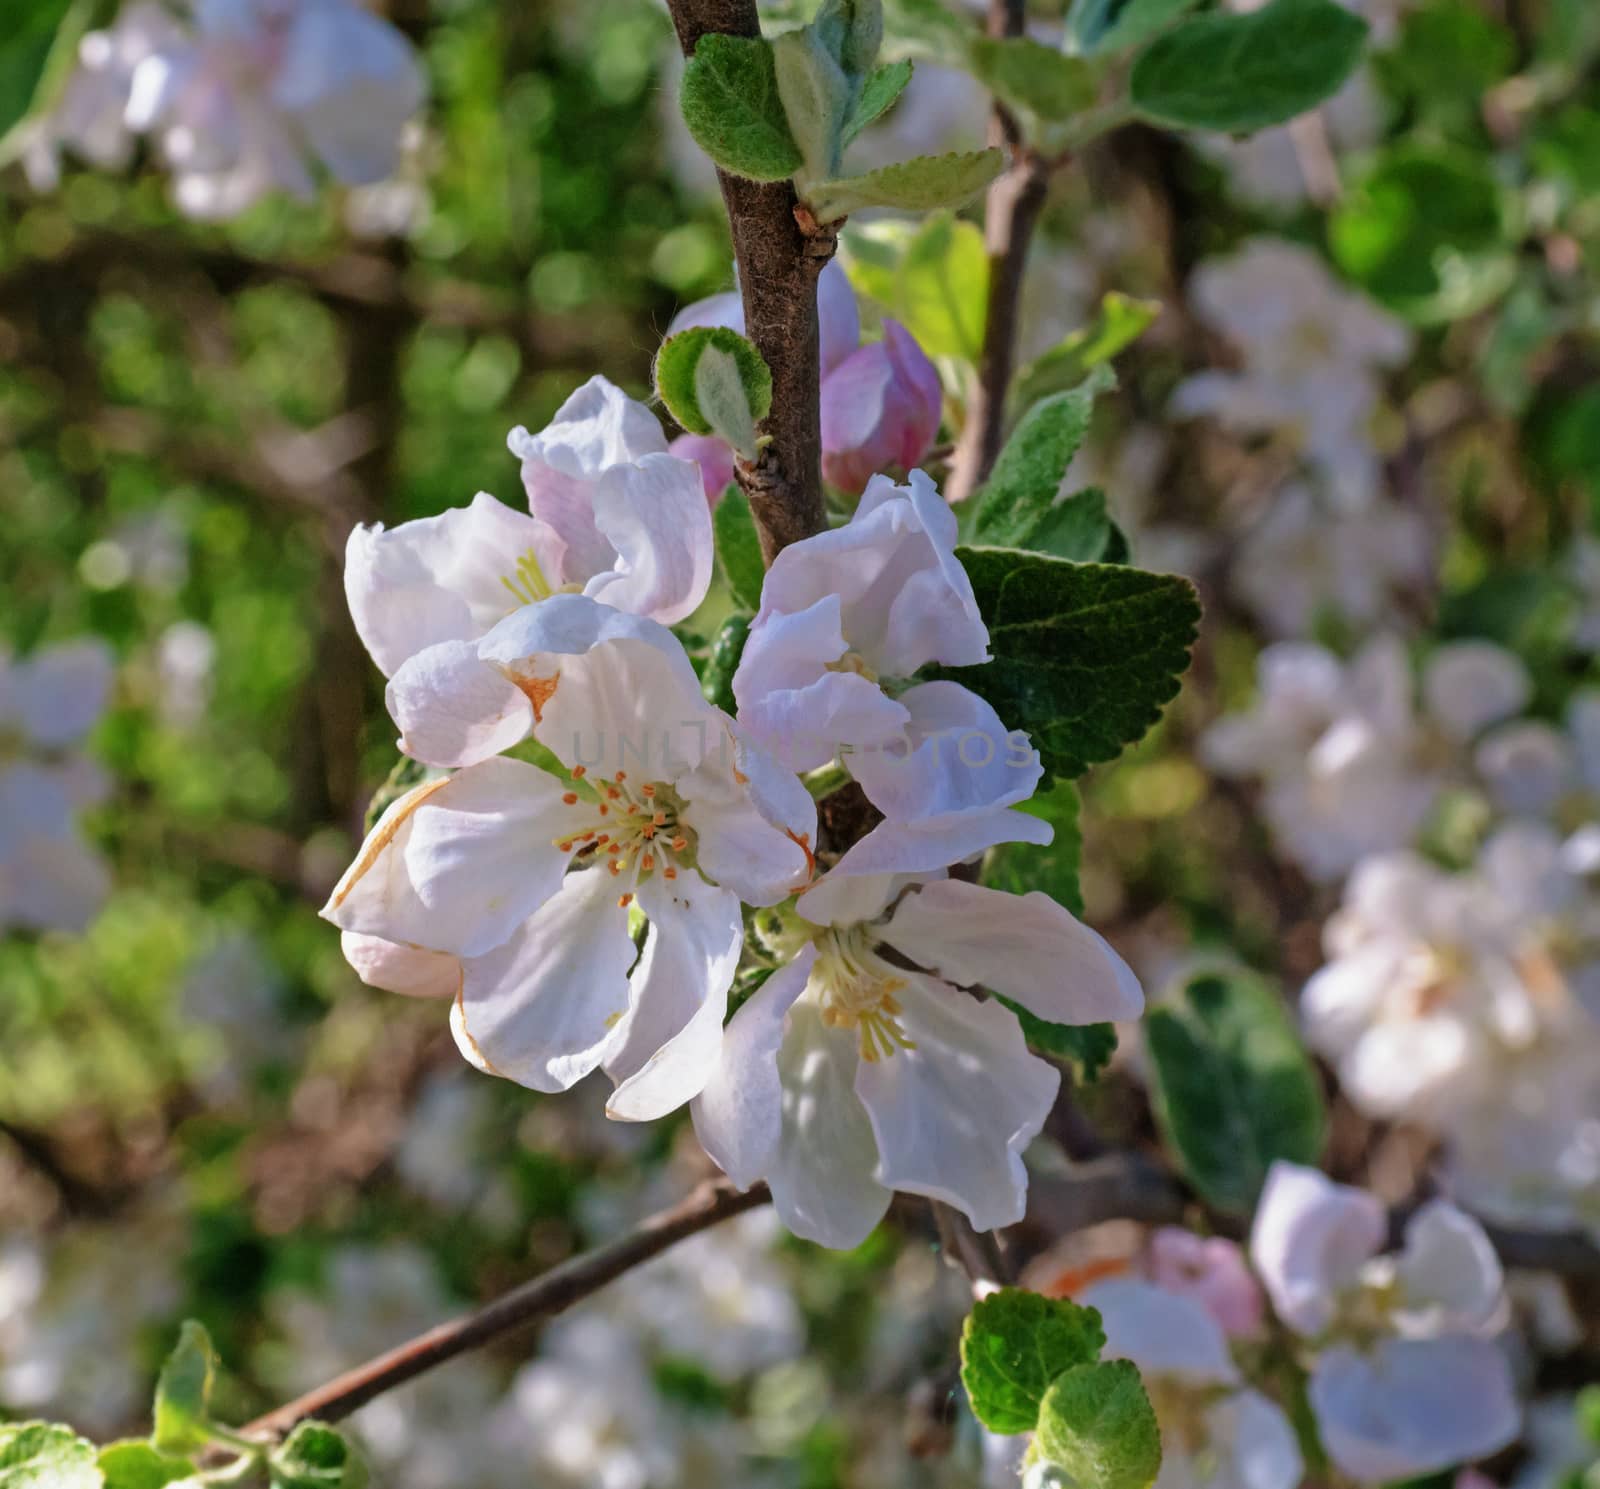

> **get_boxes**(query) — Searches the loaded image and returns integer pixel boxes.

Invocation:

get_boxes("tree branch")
[945,0,1052,504]
[243,1178,771,1440]
[665,0,832,562]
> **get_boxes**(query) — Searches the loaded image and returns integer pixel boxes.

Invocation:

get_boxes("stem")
[243,1178,770,1439]
[665,0,832,562]
[944,0,1052,504]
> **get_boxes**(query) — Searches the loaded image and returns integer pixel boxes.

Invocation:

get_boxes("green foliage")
[1001,999,1118,1082]
[1145,970,1327,1214]
[960,1289,1107,1435]
[842,60,913,146]
[96,1443,197,1489]
[1130,0,1369,132]
[1066,0,1202,56]
[714,489,766,612]
[654,327,773,444]
[679,34,804,182]
[893,212,989,360]
[984,778,1084,915]
[151,1321,218,1457]
[0,0,80,146]
[703,614,752,715]
[695,345,760,459]
[967,37,1098,122]
[1013,293,1161,408]
[268,1422,367,1489]
[0,1423,102,1489]
[937,551,1200,782]
[1035,1361,1162,1489]
[774,28,854,181]
[804,148,1004,224]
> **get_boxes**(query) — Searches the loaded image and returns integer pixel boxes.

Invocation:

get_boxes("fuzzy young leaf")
[773,28,852,181]
[936,551,1198,782]
[1014,293,1160,407]
[655,326,773,441]
[1146,970,1327,1214]
[1035,1361,1162,1489]
[97,1442,197,1489]
[152,1321,217,1456]
[0,1422,101,1489]
[973,367,1115,551]
[804,147,1003,223]
[701,612,751,715]
[961,1288,1107,1435]
[694,344,760,459]
[714,489,765,611]
[842,58,913,145]
[968,36,1098,121]
[1130,0,1368,133]
[1066,0,1201,56]
[268,1422,367,1489]
[814,0,884,76]
[680,33,803,182]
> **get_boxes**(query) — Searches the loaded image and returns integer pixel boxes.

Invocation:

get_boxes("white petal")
[691,946,817,1191]
[1081,1278,1239,1385]
[344,494,543,678]
[855,974,1058,1232]
[1249,1161,1386,1336]
[879,879,1143,1023]
[386,639,535,768]
[1309,1338,1519,1483]
[2,828,110,933]
[13,639,115,747]
[1217,1389,1304,1489]
[667,290,744,338]
[819,808,1052,883]
[340,931,460,999]
[793,868,937,929]
[451,867,636,1090]
[583,452,714,624]
[320,776,453,948]
[1394,1201,1503,1332]
[1423,642,1532,742]
[604,874,742,1121]
[400,756,577,957]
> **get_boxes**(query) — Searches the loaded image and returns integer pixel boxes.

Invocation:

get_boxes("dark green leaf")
[714,489,765,611]
[967,37,1098,121]
[680,33,804,182]
[960,1288,1107,1435]
[983,777,1083,914]
[0,1422,102,1489]
[1145,970,1327,1214]
[1001,999,1117,1082]
[0,0,78,146]
[1130,0,1368,133]
[268,1422,366,1489]
[701,613,752,715]
[842,58,914,145]
[152,1321,217,1457]
[1035,1360,1162,1489]
[1066,0,1202,56]
[97,1443,196,1489]
[654,326,773,439]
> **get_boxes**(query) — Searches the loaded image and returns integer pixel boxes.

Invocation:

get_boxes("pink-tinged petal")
[1249,1161,1386,1336]
[451,866,636,1091]
[817,259,861,378]
[400,756,578,957]
[692,945,817,1191]
[667,289,744,338]
[817,808,1052,886]
[855,973,1058,1232]
[668,433,737,506]
[340,931,459,1000]
[1394,1202,1503,1332]
[1147,1229,1265,1339]
[819,321,940,496]
[583,450,714,624]
[1310,1338,1520,1483]
[604,874,742,1120]
[345,494,543,678]
[12,639,115,747]
[386,639,534,769]
[849,680,1039,826]
[879,879,1143,1024]
[1081,1277,1239,1385]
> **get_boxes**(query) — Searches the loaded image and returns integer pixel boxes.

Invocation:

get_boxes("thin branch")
[242,1178,771,1440]
[665,0,832,562]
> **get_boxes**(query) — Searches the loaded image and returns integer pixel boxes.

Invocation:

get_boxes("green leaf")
[714,489,765,611]
[967,37,1098,121]
[268,1423,366,1489]
[0,0,77,147]
[694,344,760,459]
[804,147,1003,224]
[1005,1005,1117,1081]
[97,1443,196,1489]
[1066,0,1202,56]
[152,1321,218,1457]
[896,211,988,361]
[984,777,1083,914]
[936,551,1198,783]
[655,327,773,441]
[702,613,752,715]
[813,0,884,76]
[1013,293,1161,408]
[0,1422,102,1489]
[680,33,804,182]
[973,367,1115,551]
[1145,970,1327,1214]
[883,0,973,66]
[960,1288,1107,1436]
[1035,1360,1162,1489]
[773,27,852,180]
[841,58,913,145]
[1130,0,1368,133]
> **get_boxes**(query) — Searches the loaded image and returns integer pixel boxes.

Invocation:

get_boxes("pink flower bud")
[817,258,861,378]
[668,432,737,506]
[820,319,942,496]
[1147,1227,1265,1339]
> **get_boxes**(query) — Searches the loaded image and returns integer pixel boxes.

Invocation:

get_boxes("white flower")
[693,870,1141,1248]
[0,638,115,935]
[1081,1278,1303,1489]
[126,0,426,220]
[346,376,711,678]
[733,469,990,777]
[324,596,812,1116]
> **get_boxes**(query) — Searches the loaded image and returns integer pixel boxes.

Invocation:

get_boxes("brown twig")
[243,1177,771,1440]
[664,0,832,562]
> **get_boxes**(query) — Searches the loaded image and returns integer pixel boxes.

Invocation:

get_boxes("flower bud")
[820,319,941,495]
[669,432,737,506]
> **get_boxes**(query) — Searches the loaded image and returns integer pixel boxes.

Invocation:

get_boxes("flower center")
[501,548,556,607]
[813,926,915,1063]
[826,649,878,682]
[552,770,697,907]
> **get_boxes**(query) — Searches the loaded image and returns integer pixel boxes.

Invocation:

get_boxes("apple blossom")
[1145,1228,1265,1339]
[692,868,1142,1248]
[345,375,712,679]
[820,320,944,496]
[125,0,426,220]
[667,431,737,506]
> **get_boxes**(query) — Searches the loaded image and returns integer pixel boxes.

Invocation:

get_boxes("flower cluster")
[321,374,1140,1246]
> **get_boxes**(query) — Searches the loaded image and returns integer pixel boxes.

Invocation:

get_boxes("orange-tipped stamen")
[562,791,578,805]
